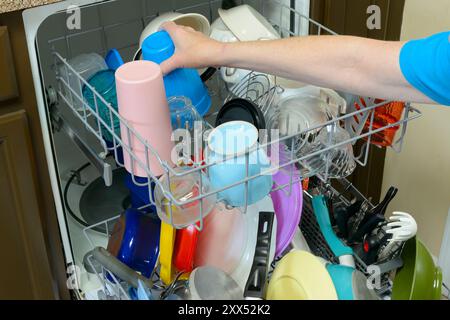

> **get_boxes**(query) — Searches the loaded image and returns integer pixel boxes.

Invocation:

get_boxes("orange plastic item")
[355,98,405,147]
[302,178,310,191]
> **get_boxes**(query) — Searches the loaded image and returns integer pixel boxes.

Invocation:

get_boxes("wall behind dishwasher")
[381,0,450,256]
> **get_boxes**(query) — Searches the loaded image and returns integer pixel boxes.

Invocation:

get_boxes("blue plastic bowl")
[115,208,161,279]
[124,173,156,212]
[105,139,124,165]
[141,30,211,116]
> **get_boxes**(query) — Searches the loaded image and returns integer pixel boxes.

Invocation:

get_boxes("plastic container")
[141,30,211,116]
[160,221,176,285]
[154,167,216,228]
[206,121,273,207]
[392,237,443,300]
[168,96,202,131]
[139,12,210,46]
[173,224,199,273]
[82,70,120,143]
[106,208,160,279]
[59,53,108,110]
[105,139,124,164]
[124,173,155,212]
[105,49,124,71]
[215,98,266,130]
[115,60,174,177]
[356,98,405,147]
[266,250,338,300]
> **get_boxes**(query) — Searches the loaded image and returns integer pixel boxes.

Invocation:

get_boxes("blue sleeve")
[399,31,450,106]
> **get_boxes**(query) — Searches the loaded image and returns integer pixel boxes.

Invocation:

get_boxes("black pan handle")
[372,186,398,216]
[349,214,385,244]
[200,67,217,82]
[244,211,275,299]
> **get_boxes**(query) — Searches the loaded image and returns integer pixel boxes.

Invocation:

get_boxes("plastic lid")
[215,98,266,130]
[207,121,258,156]
[141,30,175,64]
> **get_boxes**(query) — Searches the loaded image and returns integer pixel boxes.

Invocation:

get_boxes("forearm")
[216,35,432,103]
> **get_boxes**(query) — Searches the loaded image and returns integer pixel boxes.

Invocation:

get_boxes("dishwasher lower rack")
[82,178,394,300]
[49,0,422,231]
[82,215,149,300]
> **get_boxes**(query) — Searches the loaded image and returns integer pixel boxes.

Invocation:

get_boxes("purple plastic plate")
[270,146,303,257]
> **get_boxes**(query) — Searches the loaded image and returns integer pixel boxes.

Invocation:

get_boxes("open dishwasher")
[23,0,423,300]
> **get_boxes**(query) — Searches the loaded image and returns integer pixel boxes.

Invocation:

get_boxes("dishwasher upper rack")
[50,0,422,231]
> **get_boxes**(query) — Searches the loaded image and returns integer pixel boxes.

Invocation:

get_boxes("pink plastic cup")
[115,60,174,177]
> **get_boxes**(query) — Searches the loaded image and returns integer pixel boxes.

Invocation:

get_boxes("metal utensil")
[189,266,243,300]
[91,247,153,289]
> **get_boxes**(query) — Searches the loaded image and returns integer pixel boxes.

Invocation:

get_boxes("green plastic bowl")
[392,237,442,300]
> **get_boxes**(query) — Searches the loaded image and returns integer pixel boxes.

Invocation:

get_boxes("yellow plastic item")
[159,222,176,285]
[266,250,338,300]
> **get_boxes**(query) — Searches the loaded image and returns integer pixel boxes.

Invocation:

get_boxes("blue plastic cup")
[206,121,273,207]
[82,70,121,144]
[141,30,211,116]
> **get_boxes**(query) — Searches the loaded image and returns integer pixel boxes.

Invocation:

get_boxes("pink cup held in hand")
[115,60,174,177]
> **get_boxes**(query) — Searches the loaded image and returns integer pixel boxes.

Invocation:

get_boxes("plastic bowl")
[266,250,338,300]
[139,12,210,46]
[392,237,443,300]
[218,4,279,41]
[106,209,160,278]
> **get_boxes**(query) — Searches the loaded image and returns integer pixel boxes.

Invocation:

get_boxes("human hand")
[160,21,225,74]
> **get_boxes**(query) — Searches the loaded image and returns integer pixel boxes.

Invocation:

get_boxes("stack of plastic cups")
[82,69,124,164]
[141,30,211,116]
[115,60,174,212]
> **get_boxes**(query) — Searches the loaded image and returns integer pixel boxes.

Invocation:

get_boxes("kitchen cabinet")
[0,9,69,299]
[0,26,18,101]
[0,110,54,299]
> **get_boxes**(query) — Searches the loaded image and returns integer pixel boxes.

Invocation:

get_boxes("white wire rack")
[83,177,394,300]
[50,0,421,232]
[299,179,395,297]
